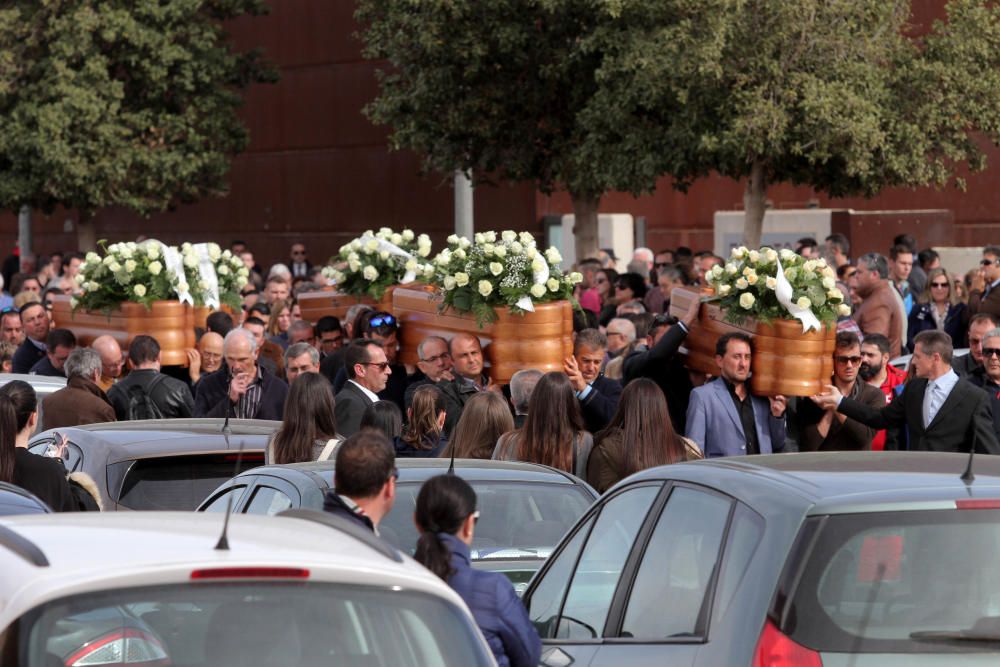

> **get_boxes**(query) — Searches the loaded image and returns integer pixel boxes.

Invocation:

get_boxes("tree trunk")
[571,192,601,264]
[742,160,767,249]
[76,211,97,251]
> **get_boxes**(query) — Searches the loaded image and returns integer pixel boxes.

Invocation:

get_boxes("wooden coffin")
[50,295,196,366]
[669,287,835,396]
[297,288,389,324]
[393,287,574,384]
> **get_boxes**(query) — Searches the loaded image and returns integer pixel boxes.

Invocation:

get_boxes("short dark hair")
[893,234,917,252]
[917,248,939,269]
[984,245,1000,258]
[574,328,607,354]
[796,237,818,250]
[835,331,861,351]
[248,303,270,319]
[206,311,234,336]
[315,315,341,336]
[46,328,76,350]
[860,333,891,355]
[914,330,953,364]
[675,246,693,259]
[243,316,266,328]
[889,244,913,261]
[128,335,161,365]
[716,331,753,357]
[616,272,648,300]
[333,430,395,499]
[18,301,45,321]
[825,233,850,256]
[344,339,376,379]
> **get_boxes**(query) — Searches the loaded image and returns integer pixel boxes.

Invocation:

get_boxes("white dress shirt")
[923,369,959,428]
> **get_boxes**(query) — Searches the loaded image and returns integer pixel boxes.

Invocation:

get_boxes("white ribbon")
[192,244,221,309]
[774,256,821,333]
[514,251,551,313]
[155,241,194,306]
[515,295,535,312]
[359,233,419,283]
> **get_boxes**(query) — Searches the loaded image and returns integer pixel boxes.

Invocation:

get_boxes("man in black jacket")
[194,329,288,420]
[110,336,195,420]
[622,297,700,433]
[11,302,49,373]
[335,339,392,437]
[564,329,621,433]
[437,333,493,436]
[813,330,1000,453]
[322,430,396,534]
[28,328,76,378]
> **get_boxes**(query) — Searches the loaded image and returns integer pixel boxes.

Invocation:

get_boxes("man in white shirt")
[335,339,392,437]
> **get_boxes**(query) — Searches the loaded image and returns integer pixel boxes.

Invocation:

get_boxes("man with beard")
[858,334,907,451]
[795,332,884,450]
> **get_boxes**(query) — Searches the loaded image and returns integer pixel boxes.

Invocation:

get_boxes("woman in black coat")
[907,267,968,351]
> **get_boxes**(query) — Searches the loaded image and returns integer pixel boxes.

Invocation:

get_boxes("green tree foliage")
[0,0,275,247]
[585,0,1000,247]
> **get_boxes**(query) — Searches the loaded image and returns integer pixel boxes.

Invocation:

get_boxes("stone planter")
[669,286,835,396]
[50,295,195,366]
[393,287,574,384]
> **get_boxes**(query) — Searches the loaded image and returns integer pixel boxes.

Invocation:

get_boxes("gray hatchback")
[525,452,1000,667]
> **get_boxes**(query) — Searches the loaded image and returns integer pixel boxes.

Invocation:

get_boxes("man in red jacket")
[858,333,907,450]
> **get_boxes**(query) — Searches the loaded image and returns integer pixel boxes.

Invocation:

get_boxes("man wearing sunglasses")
[335,339,392,437]
[288,242,312,280]
[796,332,884,451]
[969,328,1000,441]
[969,245,1000,319]
[330,312,409,412]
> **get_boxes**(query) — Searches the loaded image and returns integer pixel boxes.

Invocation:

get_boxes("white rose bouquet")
[705,246,848,329]
[181,242,249,310]
[430,230,581,326]
[74,240,200,311]
[328,227,434,300]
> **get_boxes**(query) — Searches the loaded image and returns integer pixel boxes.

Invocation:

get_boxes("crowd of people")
[3,235,1000,667]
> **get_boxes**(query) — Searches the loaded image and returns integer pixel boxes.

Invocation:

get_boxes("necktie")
[924,382,943,428]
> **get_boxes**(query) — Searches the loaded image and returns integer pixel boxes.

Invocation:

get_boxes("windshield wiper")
[912,618,1000,643]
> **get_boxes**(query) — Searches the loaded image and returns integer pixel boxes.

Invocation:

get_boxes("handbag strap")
[318,438,340,461]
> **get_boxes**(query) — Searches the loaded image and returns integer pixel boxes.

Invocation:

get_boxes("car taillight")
[65,628,170,666]
[753,619,823,667]
[190,566,310,580]
[956,499,1000,510]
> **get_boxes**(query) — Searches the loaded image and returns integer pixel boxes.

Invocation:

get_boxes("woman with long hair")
[0,380,76,511]
[441,392,513,460]
[493,372,591,478]
[596,268,619,327]
[587,378,700,493]
[908,266,968,350]
[269,373,340,463]
[266,298,294,350]
[360,400,403,440]
[414,474,541,667]
[397,385,447,458]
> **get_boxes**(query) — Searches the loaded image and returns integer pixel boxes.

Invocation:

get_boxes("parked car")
[891,348,969,371]
[199,458,598,594]
[0,373,67,432]
[27,419,277,510]
[0,482,50,516]
[523,451,1000,667]
[0,510,494,666]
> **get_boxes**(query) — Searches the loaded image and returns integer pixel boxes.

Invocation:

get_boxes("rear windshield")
[113,454,264,511]
[9,582,491,667]
[382,481,593,559]
[785,509,1000,653]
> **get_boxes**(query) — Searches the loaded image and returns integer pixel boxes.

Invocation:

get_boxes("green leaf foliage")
[0,0,276,217]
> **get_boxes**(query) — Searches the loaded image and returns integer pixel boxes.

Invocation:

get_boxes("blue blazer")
[685,378,786,457]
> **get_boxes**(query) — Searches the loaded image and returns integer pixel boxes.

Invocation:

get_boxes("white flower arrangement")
[430,230,581,326]
[706,245,848,330]
[327,227,434,300]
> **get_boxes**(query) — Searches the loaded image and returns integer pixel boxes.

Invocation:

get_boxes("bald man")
[437,333,497,435]
[188,332,225,386]
[91,335,124,393]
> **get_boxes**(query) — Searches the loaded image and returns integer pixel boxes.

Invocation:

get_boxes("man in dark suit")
[288,242,312,280]
[11,302,49,373]
[813,330,1000,454]
[953,313,999,378]
[29,328,76,378]
[322,430,396,533]
[969,245,1000,320]
[438,333,495,435]
[335,339,392,437]
[564,329,622,433]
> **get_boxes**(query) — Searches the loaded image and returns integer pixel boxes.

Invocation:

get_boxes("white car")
[0,511,495,667]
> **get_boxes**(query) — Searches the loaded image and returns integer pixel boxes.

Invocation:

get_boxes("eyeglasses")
[369,313,396,329]
[983,348,1000,358]
[364,361,390,371]
[420,352,451,364]
[835,355,862,365]
[655,262,672,269]
[930,281,950,288]
[291,250,306,256]
[0,307,17,315]
[982,259,996,267]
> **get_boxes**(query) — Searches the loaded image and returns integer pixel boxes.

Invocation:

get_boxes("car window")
[786,508,1000,654]
[111,454,264,511]
[14,582,492,667]
[529,514,596,637]
[552,484,661,639]
[245,486,294,516]
[201,485,247,513]
[620,486,732,639]
[712,504,764,624]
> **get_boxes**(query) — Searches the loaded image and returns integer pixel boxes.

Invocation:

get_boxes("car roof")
[31,420,276,461]
[0,373,66,394]
[625,452,1000,512]
[257,458,589,486]
[0,512,467,623]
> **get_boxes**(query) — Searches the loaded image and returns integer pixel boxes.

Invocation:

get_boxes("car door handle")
[540,646,575,666]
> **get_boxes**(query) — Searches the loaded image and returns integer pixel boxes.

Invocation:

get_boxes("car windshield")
[13,582,491,667]
[784,508,1000,654]
[381,481,593,560]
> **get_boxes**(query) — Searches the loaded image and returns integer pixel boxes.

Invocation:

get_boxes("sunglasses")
[369,313,396,329]
[983,348,1000,358]
[835,355,862,365]
[930,281,950,288]
[982,259,996,267]
[0,306,18,315]
[364,361,390,371]
[291,250,306,256]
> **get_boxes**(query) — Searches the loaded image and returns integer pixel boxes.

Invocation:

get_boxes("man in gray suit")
[334,339,392,437]
[685,332,787,457]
